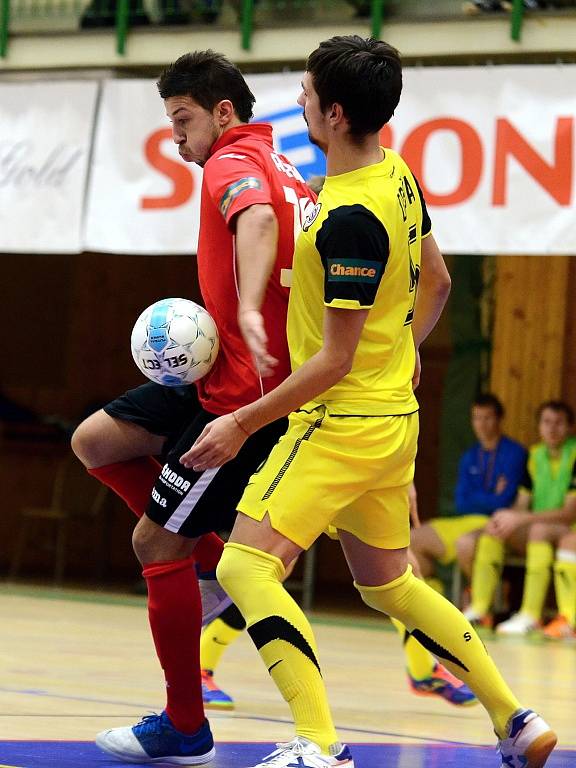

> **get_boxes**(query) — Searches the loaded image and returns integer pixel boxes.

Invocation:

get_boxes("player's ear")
[328,102,345,128]
[215,99,235,126]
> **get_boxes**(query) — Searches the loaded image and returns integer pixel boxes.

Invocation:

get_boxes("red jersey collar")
[209,123,273,156]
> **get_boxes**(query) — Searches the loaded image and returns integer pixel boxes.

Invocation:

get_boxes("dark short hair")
[157,50,255,122]
[472,393,504,419]
[306,35,402,139]
[537,400,575,426]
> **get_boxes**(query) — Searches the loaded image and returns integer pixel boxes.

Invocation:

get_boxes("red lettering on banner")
[401,118,483,206]
[493,117,573,206]
[141,128,194,209]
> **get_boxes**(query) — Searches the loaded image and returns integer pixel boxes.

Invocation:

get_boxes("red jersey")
[195,123,315,415]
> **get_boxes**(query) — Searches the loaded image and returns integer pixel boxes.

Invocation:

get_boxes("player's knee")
[455,534,474,564]
[70,411,112,468]
[216,546,246,601]
[132,516,189,564]
[529,521,553,542]
[70,419,99,467]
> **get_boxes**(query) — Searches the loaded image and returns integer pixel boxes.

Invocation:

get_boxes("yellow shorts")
[428,514,489,564]
[237,406,419,550]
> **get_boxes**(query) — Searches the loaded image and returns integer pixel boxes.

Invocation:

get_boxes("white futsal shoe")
[496,612,539,636]
[497,709,557,767]
[249,737,354,767]
[198,574,232,626]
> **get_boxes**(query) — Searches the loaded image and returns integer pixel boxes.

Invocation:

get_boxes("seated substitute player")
[72,51,317,765]
[410,393,526,594]
[466,400,576,635]
[183,36,556,768]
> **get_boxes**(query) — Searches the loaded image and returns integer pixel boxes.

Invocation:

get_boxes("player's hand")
[487,509,530,539]
[412,348,421,390]
[180,414,248,471]
[238,308,278,378]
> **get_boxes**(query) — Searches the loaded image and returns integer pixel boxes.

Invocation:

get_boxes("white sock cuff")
[556,549,576,564]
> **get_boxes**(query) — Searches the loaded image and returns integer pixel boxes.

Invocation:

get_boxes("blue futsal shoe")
[95,711,215,764]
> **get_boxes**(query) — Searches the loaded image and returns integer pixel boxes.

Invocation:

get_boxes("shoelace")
[264,739,307,765]
[134,713,162,737]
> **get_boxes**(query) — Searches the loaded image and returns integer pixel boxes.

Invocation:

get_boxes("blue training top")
[454,435,527,516]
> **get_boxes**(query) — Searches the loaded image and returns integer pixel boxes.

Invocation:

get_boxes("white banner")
[85,66,576,256]
[84,80,203,255]
[0,82,98,254]
[3,66,574,255]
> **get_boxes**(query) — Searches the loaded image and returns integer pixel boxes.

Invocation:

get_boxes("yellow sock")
[357,567,521,738]
[470,534,505,616]
[217,543,338,753]
[425,577,444,595]
[554,556,576,627]
[520,541,554,621]
[390,617,435,680]
[200,607,244,673]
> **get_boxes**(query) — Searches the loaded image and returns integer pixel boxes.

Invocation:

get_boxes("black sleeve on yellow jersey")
[315,204,389,307]
[413,174,432,237]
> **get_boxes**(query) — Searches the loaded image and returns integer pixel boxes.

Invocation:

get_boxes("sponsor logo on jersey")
[302,202,322,231]
[219,177,262,217]
[327,258,382,283]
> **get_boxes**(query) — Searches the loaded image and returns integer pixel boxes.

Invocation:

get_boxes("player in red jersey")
[71,50,315,765]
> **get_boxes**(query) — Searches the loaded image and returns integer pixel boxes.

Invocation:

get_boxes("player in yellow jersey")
[182,36,556,768]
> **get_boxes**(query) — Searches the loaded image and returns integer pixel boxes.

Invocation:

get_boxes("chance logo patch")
[327,258,382,283]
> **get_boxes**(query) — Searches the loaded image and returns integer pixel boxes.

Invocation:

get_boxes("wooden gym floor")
[0,585,574,767]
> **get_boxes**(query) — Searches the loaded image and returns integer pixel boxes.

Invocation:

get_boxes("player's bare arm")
[235,203,280,377]
[180,306,369,471]
[411,234,451,350]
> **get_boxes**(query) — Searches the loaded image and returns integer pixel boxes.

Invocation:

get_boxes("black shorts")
[146,410,288,538]
[103,382,201,457]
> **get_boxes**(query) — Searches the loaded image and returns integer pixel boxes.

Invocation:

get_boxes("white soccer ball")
[131,298,219,386]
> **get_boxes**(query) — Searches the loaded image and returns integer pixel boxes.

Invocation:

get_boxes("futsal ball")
[131,298,219,386]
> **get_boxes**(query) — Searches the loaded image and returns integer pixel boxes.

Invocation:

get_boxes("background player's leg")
[498,524,564,636]
[339,529,556,763]
[547,531,576,638]
[392,550,477,706]
[200,604,245,710]
[465,533,504,622]
[409,523,446,578]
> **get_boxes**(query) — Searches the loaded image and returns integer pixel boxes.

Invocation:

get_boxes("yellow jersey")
[287,149,431,415]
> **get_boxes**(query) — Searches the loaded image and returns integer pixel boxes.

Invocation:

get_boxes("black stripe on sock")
[220,603,247,631]
[410,629,470,673]
[248,616,321,676]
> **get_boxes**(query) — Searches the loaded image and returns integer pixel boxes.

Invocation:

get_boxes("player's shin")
[356,566,521,738]
[217,542,340,753]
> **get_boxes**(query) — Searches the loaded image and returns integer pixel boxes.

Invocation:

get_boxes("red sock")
[143,556,204,734]
[88,457,161,518]
[194,533,225,575]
